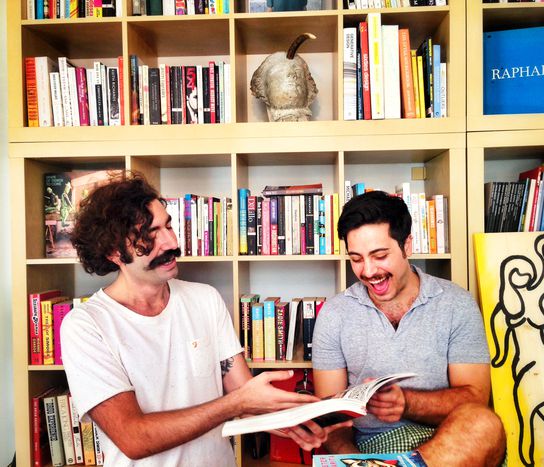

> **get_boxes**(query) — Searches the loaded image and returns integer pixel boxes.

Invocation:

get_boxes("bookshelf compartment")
[235,0,337,14]
[233,14,337,122]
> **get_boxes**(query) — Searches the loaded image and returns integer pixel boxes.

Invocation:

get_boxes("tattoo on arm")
[221,357,234,377]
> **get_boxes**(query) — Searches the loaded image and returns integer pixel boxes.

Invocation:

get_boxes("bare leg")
[418,403,506,467]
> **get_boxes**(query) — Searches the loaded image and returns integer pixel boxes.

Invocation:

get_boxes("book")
[251,302,264,361]
[483,26,544,115]
[221,372,416,436]
[262,183,323,197]
[43,391,65,466]
[29,290,62,365]
[312,451,427,467]
[53,300,72,365]
[25,57,39,127]
[240,293,259,360]
[382,24,401,119]
[56,391,76,465]
[302,297,315,361]
[399,29,416,119]
[368,12,384,120]
[32,387,56,467]
[264,296,280,361]
[42,295,68,365]
[81,420,96,465]
[68,394,84,464]
[343,27,357,121]
[286,297,302,361]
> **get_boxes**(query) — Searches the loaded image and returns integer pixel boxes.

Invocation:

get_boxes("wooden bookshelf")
[8,1,469,466]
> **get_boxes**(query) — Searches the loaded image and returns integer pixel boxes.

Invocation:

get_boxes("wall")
[0,0,15,463]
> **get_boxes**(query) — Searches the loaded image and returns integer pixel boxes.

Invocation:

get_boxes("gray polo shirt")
[312,266,490,438]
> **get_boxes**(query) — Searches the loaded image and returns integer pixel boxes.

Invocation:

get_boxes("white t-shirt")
[61,279,242,466]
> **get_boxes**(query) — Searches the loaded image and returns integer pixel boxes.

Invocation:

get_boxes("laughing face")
[346,222,416,307]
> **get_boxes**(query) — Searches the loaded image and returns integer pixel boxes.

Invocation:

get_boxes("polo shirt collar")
[344,265,444,309]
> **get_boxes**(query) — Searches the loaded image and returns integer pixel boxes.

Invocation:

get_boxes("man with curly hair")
[61,172,348,466]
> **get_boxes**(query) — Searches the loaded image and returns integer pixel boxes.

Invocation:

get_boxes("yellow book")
[251,303,264,361]
[69,0,78,17]
[411,50,421,119]
[264,297,280,361]
[42,296,68,365]
[81,420,96,465]
[332,193,340,255]
[416,55,426,120]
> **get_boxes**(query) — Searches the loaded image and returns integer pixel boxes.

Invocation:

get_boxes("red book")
[262,198,271,255]
[359,21,371,120]
[29,290,62,365]
[32,386,57,467]
[53,300,73,365]
[209,62,216,124]
[75,67,90,126]
[25,57,39,127]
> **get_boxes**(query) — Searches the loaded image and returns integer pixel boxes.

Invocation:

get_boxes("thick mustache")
[147,248,182,270]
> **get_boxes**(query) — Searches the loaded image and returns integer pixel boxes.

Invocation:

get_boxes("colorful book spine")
[275,302,289,361]
[29,290,61,365]
[270,196,279,255]
[25,57,39,127]
[251,302,264,361]
[359,22,371,120]
[332,193,340,255]
[302,297,315,361]
[399,29,416,119]
[368,12,384,119]
[75,67,90,126]
[238,188,249,255]
[56,393,76,465]
[53,300,72,365]
[262,198,271,255]
[81,420,96,465]
[264,297,280,361]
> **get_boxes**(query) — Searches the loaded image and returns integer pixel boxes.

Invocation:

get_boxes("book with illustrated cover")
[221,372,416,436]
[312,451,427,467]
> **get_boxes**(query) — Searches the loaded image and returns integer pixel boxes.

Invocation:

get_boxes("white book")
[93,422,104,465]
[440,62,447,118]
[436,0,447,5]
[286,298,301,361]
[27,0,35,19]
[187,0,196,15]
[382,24,401,119]
[200,197,206,256]
[163,0,176,14]
[86,68,98,126]
[58,57,73,126]
[313,194,320,255]
[106,66,121,126]
[395,182,411,209]
[324,194,332,255]
[43,394,65,467]
[35,57,55,127]
[159,64,168,124]
[197,65,204,124]
[68,394,84,464]
[418,192,429,254]
[165,198,181,251]
[360,0,369,6]
[224,63,231,123]
[178,197,186,256]
[49,72,64,127]
[432,194,446,254]
[285,195,293,255]
[291,195,301,255]
[67,66,81,126]
[410,193,421,254]
[191,196,198,256]
[100,63,109,126]
[343,28,357,121]
[142,64,150,126]
[367,13,384,119]
[94,61,105,125]
[218,62,225,124]
[523,179,537,232]
[57,393,76,465]
[344,180,352,205]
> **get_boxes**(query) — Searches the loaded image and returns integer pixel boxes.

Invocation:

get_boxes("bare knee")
[451,403,504,439]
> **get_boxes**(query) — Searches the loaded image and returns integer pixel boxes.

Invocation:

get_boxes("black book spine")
[102,0,116,16]
[214,66,220,123]
[170,66,181,124]
[185,66,198,124]
[202,67,210,124]
[147,0,163,15]
[305,194,314,254]
[129,55,140,125]
[78,0,86,17]
[148,67,161,125]
[247,196,257,255]
[277,196,286,255]
[257,196,263,255]
[108,67,120,123]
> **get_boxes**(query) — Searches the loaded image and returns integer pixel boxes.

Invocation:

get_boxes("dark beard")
[146,248,182,270]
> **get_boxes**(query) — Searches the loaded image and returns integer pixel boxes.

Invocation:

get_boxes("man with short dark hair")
[312,191,506,466]
[61,172,347,466]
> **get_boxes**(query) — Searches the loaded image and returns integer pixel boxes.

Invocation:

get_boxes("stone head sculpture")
[250,33,318,122]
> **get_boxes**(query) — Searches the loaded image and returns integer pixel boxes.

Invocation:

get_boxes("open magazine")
[312,451,427,467]
[221,372,416,437]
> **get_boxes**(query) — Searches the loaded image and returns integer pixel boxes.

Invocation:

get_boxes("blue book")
[352,182,366,196]
[238,188,250,255]
[312,451,427,467]
[36,0,44,19]
[483,26,544,115]
[433,44,441,118]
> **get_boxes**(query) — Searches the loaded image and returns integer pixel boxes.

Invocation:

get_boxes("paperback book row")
[129,56,231,125]
[27,0,119,20]
[165,195,233,257]
[28,289,87,366]
[240,294,324,362]
[484,164,544,233]
[343,13,446,121]
[25,56,124,128]
[238,184,341,256]
[33,386,104,467]
[44,170,121,258]
[346,0,446,7]
[132,0,230,15]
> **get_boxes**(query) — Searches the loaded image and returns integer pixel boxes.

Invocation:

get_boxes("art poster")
[474,232,544,467]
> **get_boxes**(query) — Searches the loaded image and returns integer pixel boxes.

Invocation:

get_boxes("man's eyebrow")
[347,247,389,256]
[150,215,172,231]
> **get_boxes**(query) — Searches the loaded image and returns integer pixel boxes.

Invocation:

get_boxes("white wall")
[0,0,15,463]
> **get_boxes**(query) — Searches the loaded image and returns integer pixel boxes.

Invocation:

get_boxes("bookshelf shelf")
[9,1,470,466]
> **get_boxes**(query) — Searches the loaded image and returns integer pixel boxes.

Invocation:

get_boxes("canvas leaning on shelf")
[221,372,416,436]
[312,451,427,467]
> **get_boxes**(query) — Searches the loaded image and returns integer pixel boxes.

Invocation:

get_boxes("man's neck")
[104,277,171,317]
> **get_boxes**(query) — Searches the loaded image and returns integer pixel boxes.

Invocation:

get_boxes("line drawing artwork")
[489,234,544,466]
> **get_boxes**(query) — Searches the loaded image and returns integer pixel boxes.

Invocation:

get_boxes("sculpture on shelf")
[250,33,318,122]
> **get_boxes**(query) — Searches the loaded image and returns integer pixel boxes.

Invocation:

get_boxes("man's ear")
[403,234,413,258]
[107,250,123,266]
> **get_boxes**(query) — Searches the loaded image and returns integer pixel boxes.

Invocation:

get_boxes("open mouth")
[366,274,391,295]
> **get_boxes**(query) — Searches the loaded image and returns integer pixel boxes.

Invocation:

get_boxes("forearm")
[323,426,358,454]
[403,386,488,426]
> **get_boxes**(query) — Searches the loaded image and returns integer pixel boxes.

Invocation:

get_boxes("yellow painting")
[474,232,544,467]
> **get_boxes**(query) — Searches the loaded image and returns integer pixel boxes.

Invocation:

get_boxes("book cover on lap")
[483,26,544,115]
[312,451,427,467]
[221,373,416,437]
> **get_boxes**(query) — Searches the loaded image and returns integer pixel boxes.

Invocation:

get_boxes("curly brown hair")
[71,172,166,276]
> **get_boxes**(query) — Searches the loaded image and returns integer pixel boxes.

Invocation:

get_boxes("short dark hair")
[71,172,165,276]
[338,190,412,250]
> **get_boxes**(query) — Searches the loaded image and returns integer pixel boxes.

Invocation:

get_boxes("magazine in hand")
[312,451,427,467]
[221,372,416,437]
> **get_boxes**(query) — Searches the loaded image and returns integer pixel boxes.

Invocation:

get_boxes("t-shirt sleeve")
[60,310,134,420]
[311,300,347,370]
[448,290,490,364]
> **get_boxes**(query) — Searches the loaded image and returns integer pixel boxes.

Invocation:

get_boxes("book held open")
[221,372,416,437]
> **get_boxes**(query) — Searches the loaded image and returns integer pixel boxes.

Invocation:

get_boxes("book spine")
[240,297,253,360]
[410,50,421,118]
[286,298,300,361]
[35,57,54,127]
[53,303,71,365]
[25,57,39,127]
[439,62,447,118]
[299,194,306,254]
[382,24,401,119]
[270,196,279,255]
[49,72,64,126]
[332,193,340,255]
[209,62,216,123]
[256,196,263,255]
[432,44,441,117]
[319,197,326,255]
[159,63,168,124]
[57,394,76,465]
[359,22,371,120]
[86,68,98,126]
[44,395,65,467]
[291,195,300,255]
[67,66,80,126]
[93,422,104,464]
[238,188,249,255]
[141,64,149,125]
[107,66,121,126]
[304,195,314,254]
[324,194,332,255]
[247,195,257,255]
[129,55,140,125]
[399,29,416,119]
[94,61,104,126]
[184,195,192,256]
[32,393,43,467]
[148,67,161,125]
[427,199,437,254]
[75,67,90,126]
[343,27,357,120]
[81,421,96,465]
[69,395,84,464]
[433,195,445,254]
[418,192,429,253]
[191,196,198,256]
[262,198,271,255]
[302,298,315,361]
[264,299,277,361]
[275,303,288,361]
[284,195,293,255]
[185,65,198,124]
[368,13,384,119]
[196,65,204,123]
[41,301,54,365]
[251,303,264,361]
[277,196,286,255]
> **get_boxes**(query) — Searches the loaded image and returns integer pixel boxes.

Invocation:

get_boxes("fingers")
[261,369,295,382]
[284,422,328,451]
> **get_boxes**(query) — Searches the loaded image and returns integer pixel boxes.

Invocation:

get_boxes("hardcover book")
[312,451,427,467]
[483,26,544,115]
[222,372,416,436]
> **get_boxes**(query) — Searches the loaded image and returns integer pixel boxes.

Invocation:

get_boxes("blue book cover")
[483,26,544,115]
[238,188,250,255]
[312,451,427,467]
[433,44,441,118]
